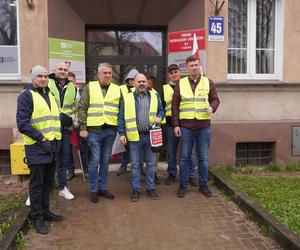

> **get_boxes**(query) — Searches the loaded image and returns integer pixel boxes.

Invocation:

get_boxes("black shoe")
[98,190,115,199]
[165,175,176,185]
[199,184,212,197]
[189,177,197,187]
[177,185,187,198]
[90,192,99,203]
[146,189,159,200]
[154,173,160,185]
[116,165,127,176]
[131,189,140,202]
[66,170,75,181]
[34,218,48,234]
[44,212,64,222]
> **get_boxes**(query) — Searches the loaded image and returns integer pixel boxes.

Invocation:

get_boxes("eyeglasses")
[58,68,68,72]
[137,80,146,83]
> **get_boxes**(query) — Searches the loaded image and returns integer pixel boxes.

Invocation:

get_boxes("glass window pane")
[228,0,248,74]
[0,0,18,75]
[256,0,275,74]
[87,31,162,56]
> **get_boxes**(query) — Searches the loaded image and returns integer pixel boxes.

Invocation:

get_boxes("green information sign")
[49,38,85,61]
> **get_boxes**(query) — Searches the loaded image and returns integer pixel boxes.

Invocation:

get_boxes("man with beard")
[48,62,76,200]
[118,73,164,202]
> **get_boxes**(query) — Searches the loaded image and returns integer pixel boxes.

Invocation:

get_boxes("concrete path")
[26,170,280,250]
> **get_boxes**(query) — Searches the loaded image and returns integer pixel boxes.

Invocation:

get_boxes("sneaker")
[25,196,30,207]
[131,189,140,202]
[199,184,212,197]
[98,190,115,199]
[189,177,197,187]
[66,170,75,181]
[34,218,48,234]
[116,165,127,176]
[146,189,159,200]
[165,174,176,185]
[177,185,187,198]
[90,192,99,203]
[44,212,64,222]
[58,187,75,200]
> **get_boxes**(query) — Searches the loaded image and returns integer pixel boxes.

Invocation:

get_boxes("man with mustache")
[118,73,165,202]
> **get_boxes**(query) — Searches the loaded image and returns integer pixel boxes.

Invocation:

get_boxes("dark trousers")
[29,162,56,220]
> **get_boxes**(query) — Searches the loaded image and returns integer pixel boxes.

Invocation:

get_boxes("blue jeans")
[57,129,72,190]
[68,128,88,174]
[129,134,155,191]
[166,126,197,177]
[179,127,211,187]
[87,129,116,192]
[120,144,130,167]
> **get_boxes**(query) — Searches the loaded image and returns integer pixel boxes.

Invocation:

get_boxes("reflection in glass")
[228,0,248,74]
[256,0,275,74]
[87,31,162,57]
[0,0,17,45]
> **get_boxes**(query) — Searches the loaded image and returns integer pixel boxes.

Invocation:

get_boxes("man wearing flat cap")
[161,64,197,186]
[17,65,63,234]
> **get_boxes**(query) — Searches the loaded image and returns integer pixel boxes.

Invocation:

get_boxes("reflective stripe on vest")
[124,91,158,141]
[87,81,120,126]
[179,76,210,120]
[48,79,76,117]
[23,90,61,145]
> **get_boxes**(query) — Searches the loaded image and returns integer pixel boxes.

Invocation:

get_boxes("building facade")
[0,0,299,172]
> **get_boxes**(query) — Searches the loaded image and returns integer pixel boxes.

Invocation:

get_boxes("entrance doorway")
[86,28,166,89]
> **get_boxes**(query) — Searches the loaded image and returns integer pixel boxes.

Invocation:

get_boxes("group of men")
[16,55,220,234]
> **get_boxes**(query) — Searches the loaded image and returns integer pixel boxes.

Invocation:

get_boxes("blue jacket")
[16,84,59,166]
[118,90,165,136]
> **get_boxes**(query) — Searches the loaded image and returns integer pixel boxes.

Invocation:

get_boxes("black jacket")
[16,84,59,166]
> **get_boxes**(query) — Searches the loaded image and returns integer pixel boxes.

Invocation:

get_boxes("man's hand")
[154,117,162,124]
[174,126,181,137]
[119,135,127,145]
[80,130,88,138]
[205,106,213,115]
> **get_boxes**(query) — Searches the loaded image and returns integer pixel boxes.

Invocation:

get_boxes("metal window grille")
[236,142,274,167]
[0,150,11,175]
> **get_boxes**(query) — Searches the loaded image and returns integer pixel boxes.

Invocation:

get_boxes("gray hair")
[98,63,112,72]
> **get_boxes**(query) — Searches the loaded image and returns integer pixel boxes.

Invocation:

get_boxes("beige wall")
[168,0,205,32]
[283,1,300,82]
[48,0,85,41]
[19,0,49,82]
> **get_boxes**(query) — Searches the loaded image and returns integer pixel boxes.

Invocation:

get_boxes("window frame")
[227,0,283,80]
[0,0,21,81]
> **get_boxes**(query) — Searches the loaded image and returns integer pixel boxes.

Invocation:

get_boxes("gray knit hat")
[125,69,139,83]
[30,65,48,81]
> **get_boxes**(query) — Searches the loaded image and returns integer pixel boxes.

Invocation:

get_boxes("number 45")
[211,22,222,34]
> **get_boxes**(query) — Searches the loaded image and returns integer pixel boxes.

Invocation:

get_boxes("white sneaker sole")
[58,192,75,200]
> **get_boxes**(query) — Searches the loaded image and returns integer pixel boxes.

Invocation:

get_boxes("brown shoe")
[90,192,99,203]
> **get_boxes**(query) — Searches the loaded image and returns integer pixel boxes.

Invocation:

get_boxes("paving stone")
[25,171,280,250]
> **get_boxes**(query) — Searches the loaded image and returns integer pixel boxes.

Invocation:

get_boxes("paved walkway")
[26,169,280,250]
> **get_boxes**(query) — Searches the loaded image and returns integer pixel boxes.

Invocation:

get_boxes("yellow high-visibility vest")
[179,76,210,120]
[87,81,120,126]
[23,90,61,145]
[163,84,174,117]
[48,79,76,117]
[120,84,135,97]
[124,91,158,141]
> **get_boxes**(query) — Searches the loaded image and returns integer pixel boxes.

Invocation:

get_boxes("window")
[0,0,20,80]
[236,142,274,167]
[228,0,283,80]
